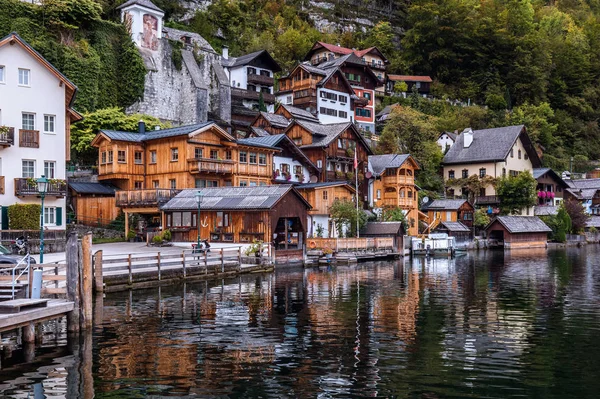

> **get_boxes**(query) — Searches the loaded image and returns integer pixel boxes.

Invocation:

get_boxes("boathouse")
[433,221,471,242]
[485,216,551,249]
[160,185,311,258]
[361,221,405,251]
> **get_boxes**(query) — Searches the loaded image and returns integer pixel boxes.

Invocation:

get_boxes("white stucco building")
[118,0,165,50]
[0,33,81,230]
[316,87,352,125]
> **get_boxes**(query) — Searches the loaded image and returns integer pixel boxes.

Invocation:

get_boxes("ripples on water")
[2,247,600,398]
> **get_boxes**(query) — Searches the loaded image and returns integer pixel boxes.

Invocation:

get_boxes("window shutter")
[1,207,8,230]
[56,207,62,226]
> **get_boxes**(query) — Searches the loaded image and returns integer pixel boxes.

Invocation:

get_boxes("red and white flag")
[353,149,358,170]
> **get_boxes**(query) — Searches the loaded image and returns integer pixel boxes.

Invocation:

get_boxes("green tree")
[394,81,408,94]
[329,199,367,238]
[473,209,491,231]
[258,92,267,112]
[381,207,409,233]
[496,171,537,215]
[563,199,588,234]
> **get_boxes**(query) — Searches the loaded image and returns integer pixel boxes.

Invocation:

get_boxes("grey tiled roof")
[162,27,212,50]
[439,221,471,232]
[260,112,290,128]
[361,222,404,236]
[491,216,552,233]
[566,188,598,200]
[279,104,318,122]
[368,154,411,176]
[534,206,558,216]
[296,182,355,190]
[250,127,270,137]
[424,199,470,211]
[69,183,117,195]
[161,185,310,211]
[223,50,281,72]
[586,216,600,228]
[100,122,213,143]
[237,134,286,149]
[298,121,352,149]
[565,178,600,189]
[117,0,163,13]
[443,125,526,165]
[533,168,551,179]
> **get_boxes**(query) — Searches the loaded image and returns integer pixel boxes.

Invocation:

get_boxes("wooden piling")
[182,251,186,278]
[93,250,104,293]
[22,322,35,343]
[66,232,80,333]
[157,252,161,281]
[220,248,224,273]
[81,233,93,330]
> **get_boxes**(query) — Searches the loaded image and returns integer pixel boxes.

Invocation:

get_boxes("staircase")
[0,282,28,301]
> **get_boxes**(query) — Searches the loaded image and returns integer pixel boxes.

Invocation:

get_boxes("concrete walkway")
[38,241,254,264]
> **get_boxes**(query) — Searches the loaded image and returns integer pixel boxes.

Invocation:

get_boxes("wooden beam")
[81,233,93,329]
[66,232,80,333]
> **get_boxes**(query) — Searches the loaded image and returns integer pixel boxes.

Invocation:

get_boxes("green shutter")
[1,207,8,230]
[56,207,62,226]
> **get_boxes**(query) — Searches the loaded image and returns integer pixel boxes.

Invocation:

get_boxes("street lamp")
[36,175,49,263]
[195,191,204,252]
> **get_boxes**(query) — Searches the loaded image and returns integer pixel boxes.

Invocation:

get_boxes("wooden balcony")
[382,175,415,186]
[19,129,39,148]
[475,195,499,205]
[14,178,67,197]
[116,189,180,208]
[0,176,4,194]
[238,163,271,178]
[231,88,275,103]
[190,158,235,174]
[0,128,15,147]
[247,73,274,86]
[369,60,386,70]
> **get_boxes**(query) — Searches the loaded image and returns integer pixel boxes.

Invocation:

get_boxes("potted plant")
[335,170,344,179]
[346,172,355,181]
[127,230,137,242]
[244,239,263,258]
[322,247,334,259]
[346,148,354,158]
[152,234,163,245]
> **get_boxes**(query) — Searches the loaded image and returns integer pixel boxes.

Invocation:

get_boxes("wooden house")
[361,222,404,251]
[296,182,356,238]
[368,154,421,236]
[160,185,311,258]
[421,199,475,231]
[533,168,568,207]
[432,221,471,242]
[274,104,320,123]
[68,182,118,226]
[91,121,278,234]
[386,75,432,96]
[249,111,290,137]
[485,216,551,249]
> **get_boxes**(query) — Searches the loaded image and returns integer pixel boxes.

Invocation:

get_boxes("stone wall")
[66,224,125,241]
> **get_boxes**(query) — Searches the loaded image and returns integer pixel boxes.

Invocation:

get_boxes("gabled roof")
[117,0,164,13]
[564,178,600,190]
[237,134,285,149]
[388,75,433,83]
[533,168,569,189]
[296,182,356,192]
[222,50,281,72]
[442,125,541,167]
[257,112,289,128]
[534,206,558,216]
[291,120,373,155]
[276,104,319,122]
[565,188,598,200]
[438,221,471,232]
[238,134,319,174]
[439,131,457,141]
[250,127,270,137]
[286,62,355,95]
[318,53,382,85]
[0,33,81,119]
[160,185,311,211]
[361,222,404,236]
[92,121,226,146]
[423,199,471,211]
[368,154,418,176]
[69,182,117,195]
[305,42,389,63]
[486,216,551,234]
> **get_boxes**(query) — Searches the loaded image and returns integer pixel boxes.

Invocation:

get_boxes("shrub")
[8,204,41,230]
[244,240,263,256]
[162,229,172,241]
[152,234,163,244]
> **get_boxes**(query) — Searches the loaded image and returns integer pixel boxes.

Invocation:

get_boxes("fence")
[307,237,395,252]
[0,259,67,299]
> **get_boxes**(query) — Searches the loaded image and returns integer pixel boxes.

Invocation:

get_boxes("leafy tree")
[394,81,408,94]
[381,207,409,233]
[473,209,490,230]
[496,171,537,215]
[563,199,588,234]
[329,199,367,238]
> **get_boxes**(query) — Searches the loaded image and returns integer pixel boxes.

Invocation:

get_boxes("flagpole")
[355,150,359,238]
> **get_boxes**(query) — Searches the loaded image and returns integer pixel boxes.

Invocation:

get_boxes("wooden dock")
[0,299,73,333]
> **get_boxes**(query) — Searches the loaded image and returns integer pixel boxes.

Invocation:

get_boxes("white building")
[0,33,81,230]
[118,0,165,50]
[316,87,352,125]
[437,131,457,153]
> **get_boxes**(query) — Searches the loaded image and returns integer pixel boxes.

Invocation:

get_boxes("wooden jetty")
[305,237,401,265]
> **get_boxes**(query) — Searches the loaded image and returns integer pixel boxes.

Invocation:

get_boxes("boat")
[411,233,456,257]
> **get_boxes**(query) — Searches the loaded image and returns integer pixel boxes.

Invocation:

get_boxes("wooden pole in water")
[66,232,80,332]
[81,232,93,330]
[93,250,103,293]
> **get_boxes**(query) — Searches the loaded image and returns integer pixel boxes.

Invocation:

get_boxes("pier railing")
[308,237,395,252]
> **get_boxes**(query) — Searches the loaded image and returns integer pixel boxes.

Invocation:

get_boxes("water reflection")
[2,247,600,397]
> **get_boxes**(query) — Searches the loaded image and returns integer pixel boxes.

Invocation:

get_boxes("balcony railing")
[196,159,235,174]
[247,73,274,86]
[14,178,67,197]
[19,129,39,148]
[231,88,275,103]
[369,60,386,70]
[115,189,180,208]
[475,195,499,205]
[0,176,4,194]
[382,175,415,186]
[0,127,14,147]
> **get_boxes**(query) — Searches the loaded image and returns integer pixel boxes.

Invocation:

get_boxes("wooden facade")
[486,220,550,249]
[71,196,118,225]
[251,113,288,135]
[425,201,475,229]
[297,184,355,216]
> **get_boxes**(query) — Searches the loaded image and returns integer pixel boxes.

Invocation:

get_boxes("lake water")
[1,247,600,398]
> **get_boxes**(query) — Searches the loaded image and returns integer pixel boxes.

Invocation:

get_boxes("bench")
[0,299,49,314]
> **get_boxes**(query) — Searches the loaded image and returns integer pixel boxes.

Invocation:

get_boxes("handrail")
[11,253,32,299]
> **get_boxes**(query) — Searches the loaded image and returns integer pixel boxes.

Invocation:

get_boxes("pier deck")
[0,299,73,333]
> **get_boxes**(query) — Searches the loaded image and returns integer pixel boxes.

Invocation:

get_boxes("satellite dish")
[422,196,429,204]
[309,175,318,183]
[365,171,373,179]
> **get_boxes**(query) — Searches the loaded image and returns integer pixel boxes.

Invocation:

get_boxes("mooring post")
[182,251,186,278]
[220,248,224,273]
[238,247,242,273]
[81,232,93,330]
[93,250,104,293]
[128,254,132,285]
[157,252,161,281]
[22,322,35,343]
[66,232,80,333]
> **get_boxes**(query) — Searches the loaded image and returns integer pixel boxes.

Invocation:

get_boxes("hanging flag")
[353,148,358,170]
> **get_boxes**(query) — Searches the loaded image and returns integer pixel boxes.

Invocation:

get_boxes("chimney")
[463,127,473,148]
[222,46,229,60]
[138,120,146,134]
[155,125,160,131]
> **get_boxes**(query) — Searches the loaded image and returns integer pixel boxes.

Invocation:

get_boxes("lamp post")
[195,191,203,251]
[36,175,49,263]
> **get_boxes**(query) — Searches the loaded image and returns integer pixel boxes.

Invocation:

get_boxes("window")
[0,66,4,83]
[152,180,159,188]
[134,151,143,164]
[479,168,486,178]
[448,170,455,179]
[338,139,343,149]
[464,213,473,221]
[518,150,522,159]
[509,170,519,177]
[294,137,302,146]
[248,67,257,75]
[462,169,468,178]
[210,149,218,160]
[134,181,143,189]
[363,92,371,101]
[320,91,338,101]
[249,181,257,186]
[22,160,35,178]
[101,152,107,164]
[171,148,179,161]
[43,115,55,133]
[216,212,230,227]
[118,150,126,163]
[195,147,203,159]
[259,153,266,165]
[260,70,271,77]
[323,190,328,200]
[408,190,413,198]
[150,150,157,164]
[239,151,247,163]
[248,84,257,92]
[169,179,176,189]
[286,95,292,104]
[510,149,514,158]
[355,108,371,118]
[317,159,322,169]
[281,163,290,174]
[249,152,257,164]
[319,107,338,117]
[338,95,348,103]
[339,111,348,119]
[108,151,113,163]
[525,153,529,160]
[239,180,248,187]
[376,189,381,200]
[44,207,56,225]
[22,113,35,130]
[327,161,332,171]
[18,68,30,86]
[44,161,56,178]
[226,150,232,160]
